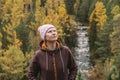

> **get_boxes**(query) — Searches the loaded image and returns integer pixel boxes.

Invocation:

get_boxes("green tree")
[88,0,97,17]
[76,0,90,22]
[2,24,22,48]
[95,20,113,61]
[74,0,80,17]
[62,17,78,49]
[89,1,108,61]
[16,18,29,54]
[109,14,120,74]
[0,33,2,51]
[23,50,35,80]
[110,14,120,56]
[26,0,44,51]
[107,60,120,80]
[64,0,76,15]
[88,21,97,60]
[0,46,25,80]
[0,0,6,28]
[1,0,23,49]
[40,0,47,7]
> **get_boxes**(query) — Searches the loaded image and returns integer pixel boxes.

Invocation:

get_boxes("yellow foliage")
[113,14,120,21]
[58,6,66,15]
[110,14,120,56]
[23,0,32,3]
[89,1,107,30]
[0,33,2,38]
[89,9,95,22]
[42,0,69,36]
[1,0,75,50]
[2,24,22,47]
[111,5,120,15]
[0,42,2,48]
[108,0,112,3]
[95,2,107,28]
[35,7,45,26]
[0,45,25,78]
[86,61,106,80]
[23,50,35,76]
[2,0,24,25]
[74,0,80,15]
[1,0,24,48]
[27,0,74,42]
[0,33,3,54]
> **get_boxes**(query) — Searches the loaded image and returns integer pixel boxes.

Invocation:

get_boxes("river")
[75,26,90,80]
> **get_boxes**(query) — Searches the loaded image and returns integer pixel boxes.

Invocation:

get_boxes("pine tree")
[95,20,113,61]
[26,0,44,50]
[40,0,47,7]
[90,1,107,30]
[76,0,90,22]
[0,46,25,80]
[111,5,120,16]
[64,0,76,15]
[2,0,23,27]
[89,1,108,60]
[110,14,120,56]
[74,0,80,16]
[2,24,22,48]
[94,1,107,30]
[89,21,97,59]
[0,33,4,80]
[88,0,98,17]
[109,10,120,71]
[0,33,2,50]
[23,50,34,79]
[0,0,5,27]
[16,18,29,53]
[1,0,24,49]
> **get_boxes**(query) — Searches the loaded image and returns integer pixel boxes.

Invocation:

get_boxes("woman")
[28,24,78,80]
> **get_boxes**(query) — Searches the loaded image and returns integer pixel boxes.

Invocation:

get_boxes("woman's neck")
[46,41,56,50]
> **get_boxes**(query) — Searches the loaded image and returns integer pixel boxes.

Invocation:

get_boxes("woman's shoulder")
[61,46,71,53]
[61,46,73,55]
[62,46,70,50]
[35,49,45,56]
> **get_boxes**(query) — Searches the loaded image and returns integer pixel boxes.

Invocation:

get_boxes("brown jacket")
[28,41,78,80]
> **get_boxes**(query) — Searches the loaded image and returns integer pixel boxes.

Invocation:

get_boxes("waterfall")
[75,26,90,80]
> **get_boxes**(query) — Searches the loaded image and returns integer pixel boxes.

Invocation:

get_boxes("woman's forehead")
[47,28,57,31]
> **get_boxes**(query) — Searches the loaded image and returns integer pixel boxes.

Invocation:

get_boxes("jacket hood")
[39,40,62,51]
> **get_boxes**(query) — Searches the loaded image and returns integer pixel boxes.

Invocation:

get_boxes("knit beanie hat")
[38,24,56,40]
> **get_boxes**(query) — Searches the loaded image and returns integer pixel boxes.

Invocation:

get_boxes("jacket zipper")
[52,54,57,80]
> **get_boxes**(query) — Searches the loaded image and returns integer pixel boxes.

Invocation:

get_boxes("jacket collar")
[39,40,62,51]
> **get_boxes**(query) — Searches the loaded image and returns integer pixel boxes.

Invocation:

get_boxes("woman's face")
[45,28,58,41]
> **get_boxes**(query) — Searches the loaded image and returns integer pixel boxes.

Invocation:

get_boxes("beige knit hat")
[38,24,56,40]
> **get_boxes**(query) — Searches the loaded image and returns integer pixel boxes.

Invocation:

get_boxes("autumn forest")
[0,0,120,80]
